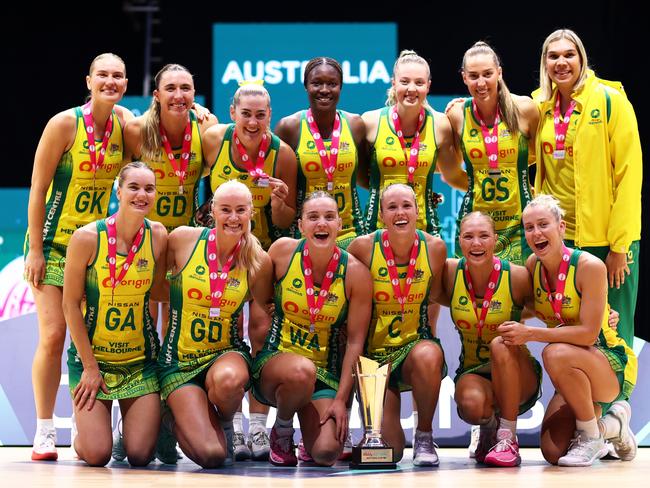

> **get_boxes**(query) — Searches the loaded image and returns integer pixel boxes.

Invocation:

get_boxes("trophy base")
[349,446,397,470]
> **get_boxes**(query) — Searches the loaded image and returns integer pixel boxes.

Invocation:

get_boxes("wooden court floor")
[2,447,648,487]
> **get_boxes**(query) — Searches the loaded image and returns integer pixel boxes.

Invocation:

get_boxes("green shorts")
[24,236,66,287]
[454,353,543,415]
[67,349,159,401]
[158,348,252,400]
[251,350,339,406]
[596,343,632,410]
[369,338,447,392]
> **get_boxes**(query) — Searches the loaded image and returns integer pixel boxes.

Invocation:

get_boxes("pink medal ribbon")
[206,228,242,318]
[80,102,114,184]
[472,99,501,178]
[381,231,420,320]
[302,242,341,333]
[233,130,271,187]
[160,118,192,194]
[463,257,502,341]
[305,109,341,192]
[541,245,572,325]
[391,106,425,185]
[105,214,145,301]
[552,95,577,160]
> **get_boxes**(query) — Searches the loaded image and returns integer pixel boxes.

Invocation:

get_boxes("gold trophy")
[350,356,397,469]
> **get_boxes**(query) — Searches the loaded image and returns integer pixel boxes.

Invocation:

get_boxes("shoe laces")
[566,433,599,456]
[415,433,437,453]
[36,428,56,448]
[273,431,293,453]
[251,430,270,446]
[493,437,516,453]
[233,431,246,445]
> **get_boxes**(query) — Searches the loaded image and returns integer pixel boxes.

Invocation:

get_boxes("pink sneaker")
[483,430,521,467]
[269,426,297,467]
[297,438,314,462]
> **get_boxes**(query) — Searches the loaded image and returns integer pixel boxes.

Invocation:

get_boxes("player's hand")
[605,251,630,289]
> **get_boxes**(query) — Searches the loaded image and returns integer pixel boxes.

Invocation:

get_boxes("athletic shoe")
[155,419,178,465]
[475,424,497,464]
[297,438,314,462]
[248,428,271,461]
[483,430,521,467]
[608,400,637,461]
[32,425,58,461]
[557,432,608,467]
[111,419,126,462]
[412,430,439,467]
[269,426,297,467]
[70,414,79,459]
[468,425,480,459]
[233,431,251,461]
[222,422,234,467]
[338,429,354,461]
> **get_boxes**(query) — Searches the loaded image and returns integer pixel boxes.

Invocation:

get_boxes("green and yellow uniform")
[457,99,533,264]
[533,250,637,400]
[67,218,159,399]
[25,107,124,286]
[450,257,541,412]
[253,240,348,404]
[367,230,445,390]
[144,112,203,233]
[210,124,284,250]
[366,107,440,235]
[293,110,365,249]
[157,228,251,399]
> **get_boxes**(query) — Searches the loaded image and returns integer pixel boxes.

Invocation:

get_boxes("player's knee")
[542,343,574,376]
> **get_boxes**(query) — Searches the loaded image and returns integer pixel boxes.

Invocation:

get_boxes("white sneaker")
[412,430,439,467]
[468,425,480,459]
[70,414,79,459]
[248,427,271,461]
[557,432,608,467]
[608,400,637,461]
[233,430,251,461]
[32,425,58,461]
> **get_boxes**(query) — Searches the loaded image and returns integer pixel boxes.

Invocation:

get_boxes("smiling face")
[86,55,128,105]
[462,53,501,105]
[298,196,341,249]
[305,63,342,112]
[379,185,418,234]
[154,70,195,119]
[522,205,566,258]
[392,61,431,109]
[212,185,252,239]
[230,93,271,146]
[545,38,582,92]
[117,167,156,215]
[458,213,497,266]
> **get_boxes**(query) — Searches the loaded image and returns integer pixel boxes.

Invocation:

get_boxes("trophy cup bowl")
[350,356,397,469]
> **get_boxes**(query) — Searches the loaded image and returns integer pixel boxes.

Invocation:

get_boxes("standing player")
[447,41,538,266]
[275,56,367,249]
[25,53,132,461]
[62,162,167,467]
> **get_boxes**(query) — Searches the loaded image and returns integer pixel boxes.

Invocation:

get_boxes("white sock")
[274,416,293,430]
[413,411,419,429]
[598,414,621,440]
[498,418,517,437]
[576,418,600,439]
[233,412,244,433]
[36,419,54,431]
[250,413,268,432]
